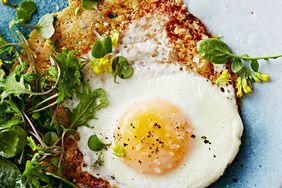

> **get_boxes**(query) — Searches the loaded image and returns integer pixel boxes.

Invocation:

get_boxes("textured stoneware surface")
[1,0,281,187]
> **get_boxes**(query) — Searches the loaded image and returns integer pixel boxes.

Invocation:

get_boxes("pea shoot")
[197,38,282,97]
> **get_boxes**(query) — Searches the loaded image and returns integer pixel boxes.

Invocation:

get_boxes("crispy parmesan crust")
[27,0,237,187]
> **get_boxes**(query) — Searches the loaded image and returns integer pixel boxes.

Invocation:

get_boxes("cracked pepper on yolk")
[115,99,193,175]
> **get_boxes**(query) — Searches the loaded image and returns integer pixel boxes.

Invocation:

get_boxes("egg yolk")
[115,99,192,175]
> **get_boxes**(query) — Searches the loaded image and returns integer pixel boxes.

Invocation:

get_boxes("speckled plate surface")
[1,1,282,188]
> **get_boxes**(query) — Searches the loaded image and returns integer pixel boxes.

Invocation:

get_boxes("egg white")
[71,62,243,188]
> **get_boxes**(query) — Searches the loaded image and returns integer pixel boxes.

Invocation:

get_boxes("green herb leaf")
[0,98,24,130]
[0,126,27,158]
[91,36,113,59]
[43,132,59,146]
[16,0,37,23]
[231,59,243,73]
[82,0,101,10]
[70,82,108,128]
[36,14,55,39]
[0,157,21,187]
[55,48,82,103]
[112,56,134,81]
[197,38,231,64]
[0,62,32,101]
[251,60,259,72]
[22,154,51,187]
[113,144,126,157]
[88,134,108,151]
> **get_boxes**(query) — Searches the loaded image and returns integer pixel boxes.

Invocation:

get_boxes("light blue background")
[1,0,281,187]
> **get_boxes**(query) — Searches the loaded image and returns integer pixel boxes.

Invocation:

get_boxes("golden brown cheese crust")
[27,0,237,187]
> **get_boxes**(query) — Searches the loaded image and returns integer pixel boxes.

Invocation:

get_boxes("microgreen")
[91,152,104,167]
[113,144,126,157]
[11,13,55,39]
[197,38,282,97]
[70,82,108,128]
[16,0,37,23]
[88,134,110,151]
[112,56,134,82]
[92,36,113,59]
[36,14,55,39]
[82,0,101,10]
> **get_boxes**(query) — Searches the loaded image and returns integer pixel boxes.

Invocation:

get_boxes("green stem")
[3,2,18,8]
[230,53,282,61]
[30,101,58,114]
[28,93,59,113]
[19,23,38,30]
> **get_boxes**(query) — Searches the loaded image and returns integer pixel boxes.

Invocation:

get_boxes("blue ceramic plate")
[1,1,281,187]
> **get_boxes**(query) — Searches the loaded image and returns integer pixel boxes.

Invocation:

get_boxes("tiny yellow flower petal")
[0,59,3,68]
[254,72,270,82]
[252,75,261,82]
[216,70,231,86]
[236,77,243,98]
[111,31,120,48]
[93,65,101,74]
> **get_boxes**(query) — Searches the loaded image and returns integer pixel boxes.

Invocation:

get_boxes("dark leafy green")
[112,56,134,81]
[0,126,27,158]
[70,82,108,128]
[0,157,21,187]
[16,0,37,23]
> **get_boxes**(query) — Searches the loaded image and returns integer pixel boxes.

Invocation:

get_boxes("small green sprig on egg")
[90,31,134,82]
[197,38,282,97]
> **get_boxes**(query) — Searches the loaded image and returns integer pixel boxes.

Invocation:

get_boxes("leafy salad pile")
[0,0,133,187]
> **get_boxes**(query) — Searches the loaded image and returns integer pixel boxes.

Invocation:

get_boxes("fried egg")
[71,63,243,188]
[66,11,243,188]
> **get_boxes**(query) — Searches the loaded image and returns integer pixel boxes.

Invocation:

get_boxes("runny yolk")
[114,99,193,175]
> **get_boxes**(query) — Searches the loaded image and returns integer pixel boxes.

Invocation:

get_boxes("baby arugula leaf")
[70,82,108,129]
[16,0,37,23]
[0,157,21,187]
[88,134,110,151]
[82,0,101,10]
[21,154,51,188]
[36,14,55,39]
